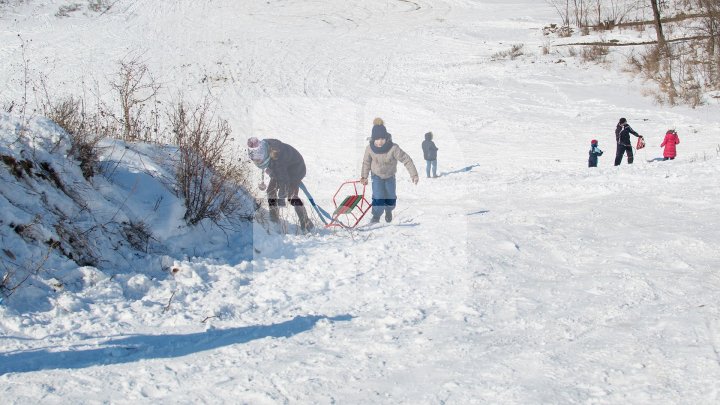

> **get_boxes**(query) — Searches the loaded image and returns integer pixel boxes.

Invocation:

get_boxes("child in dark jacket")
[421,132,439,178]
[588,139,603,167]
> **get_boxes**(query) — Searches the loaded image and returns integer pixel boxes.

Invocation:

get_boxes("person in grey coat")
[360,118,419,223]
[421,131,439,178]
[248,137,313,231]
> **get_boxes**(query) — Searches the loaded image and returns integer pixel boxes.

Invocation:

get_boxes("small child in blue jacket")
[588,139,603,167]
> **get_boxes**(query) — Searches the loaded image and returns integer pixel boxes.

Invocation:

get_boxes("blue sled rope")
[299,182,333,226]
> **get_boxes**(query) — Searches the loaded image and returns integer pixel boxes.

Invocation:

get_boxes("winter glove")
[412,175,419,185]
[360,177,368,185]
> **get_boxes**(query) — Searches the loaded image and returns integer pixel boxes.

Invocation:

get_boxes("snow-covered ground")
[1,0,720,403]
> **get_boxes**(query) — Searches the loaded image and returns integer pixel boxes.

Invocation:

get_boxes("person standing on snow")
[422,131,439,178]
[247,137,313,231]
[360,118,419,223]
[588,139,603,167]
[614,117,644,166]
[660,129,680,161]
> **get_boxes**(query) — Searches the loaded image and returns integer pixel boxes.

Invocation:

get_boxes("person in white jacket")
[360,118,419,223]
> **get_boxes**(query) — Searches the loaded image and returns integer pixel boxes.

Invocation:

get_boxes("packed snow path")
[2,0,720,403]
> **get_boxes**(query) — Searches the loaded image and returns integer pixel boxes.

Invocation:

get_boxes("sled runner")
[325,181,372,229]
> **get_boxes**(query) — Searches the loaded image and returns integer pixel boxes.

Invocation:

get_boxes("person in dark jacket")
[247,137,313,231]
[588,139,603,167]
[614,118,644,166]
[422,131,439,178]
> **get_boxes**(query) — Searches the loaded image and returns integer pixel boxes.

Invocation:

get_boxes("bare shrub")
[492,44,525,60]
[508,44,525,59]
[1,244,54,301]
[87,0,111,13]
[580,44,610,63]
[122,220,153,252]
[170,97,249,226]
[629,41,714,106]
[110,57,161,142]
[54,220,98,266]
[55,3,81,17]
[624,51,644,74]
[598,19,616,30]
[45,96,105,179]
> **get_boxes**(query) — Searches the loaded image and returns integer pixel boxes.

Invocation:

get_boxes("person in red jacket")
[660,129,680,160]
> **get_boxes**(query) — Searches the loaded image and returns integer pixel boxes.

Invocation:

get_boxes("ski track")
[2,0,720,403]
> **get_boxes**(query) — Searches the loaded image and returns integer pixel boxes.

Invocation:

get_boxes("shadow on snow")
[0,314,353,375]
[440,163,481,177]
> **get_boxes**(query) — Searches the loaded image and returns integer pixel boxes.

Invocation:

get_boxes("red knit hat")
[591,139,598,145]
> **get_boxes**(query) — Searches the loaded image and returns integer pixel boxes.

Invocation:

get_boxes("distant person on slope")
[422,131,439,178]
[360,118,419,224]
[248,137,313,232]
[660,129,680,161]
[614,117,644,166]
[588,139,603,167]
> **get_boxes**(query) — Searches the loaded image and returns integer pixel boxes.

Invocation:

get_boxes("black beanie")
[371,124,389,140]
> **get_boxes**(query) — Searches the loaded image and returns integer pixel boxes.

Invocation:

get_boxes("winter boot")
[385,210,392,223]
[370,215,381,223]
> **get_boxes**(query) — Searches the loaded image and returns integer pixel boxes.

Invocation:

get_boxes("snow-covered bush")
[169,98,252,226]
[45,96,107,179]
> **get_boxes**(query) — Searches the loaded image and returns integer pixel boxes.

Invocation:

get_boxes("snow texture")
[1,0,720,403]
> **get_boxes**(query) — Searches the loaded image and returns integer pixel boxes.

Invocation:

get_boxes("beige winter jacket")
[361,144,419,180]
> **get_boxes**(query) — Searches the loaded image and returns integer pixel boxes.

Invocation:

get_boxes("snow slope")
[2,0,720,403]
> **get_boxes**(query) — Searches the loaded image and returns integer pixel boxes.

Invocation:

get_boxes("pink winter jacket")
[660,131,680,158]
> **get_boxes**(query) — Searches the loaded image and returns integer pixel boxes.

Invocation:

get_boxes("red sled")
[325,181,372,229]
[636,137,646,149]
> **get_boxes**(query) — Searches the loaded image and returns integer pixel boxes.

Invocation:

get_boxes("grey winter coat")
[361,144,419,180]
[422,134,438,161]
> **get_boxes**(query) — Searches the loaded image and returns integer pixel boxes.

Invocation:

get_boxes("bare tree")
[547,0,571,27]
[650,0,667,49]
[697,0,720,56]
[109,57,160,141]
[573,0,592,27]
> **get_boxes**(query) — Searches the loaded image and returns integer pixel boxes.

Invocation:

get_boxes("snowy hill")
[2,0,720,403]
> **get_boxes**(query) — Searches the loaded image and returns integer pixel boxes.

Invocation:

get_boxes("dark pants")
[371,175,396,218]
[614,144,634,166]
[267,179,312,230]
